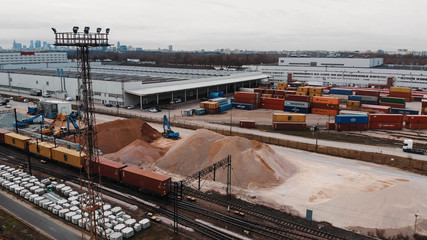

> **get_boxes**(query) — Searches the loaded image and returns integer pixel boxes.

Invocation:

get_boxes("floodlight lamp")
[51,28,57,33]
[106,28,110,34]
[84,27,90,34]
[73,26,79,33]
[96,28,102,33]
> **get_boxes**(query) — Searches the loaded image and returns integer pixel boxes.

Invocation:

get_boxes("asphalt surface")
[0,190,81,240]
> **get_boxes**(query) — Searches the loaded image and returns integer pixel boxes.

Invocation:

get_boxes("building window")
[64,155,68,161]
[36,80,38,84]
[46,81,49,86]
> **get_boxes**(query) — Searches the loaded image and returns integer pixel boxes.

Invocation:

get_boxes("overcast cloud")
[1,0,426,51]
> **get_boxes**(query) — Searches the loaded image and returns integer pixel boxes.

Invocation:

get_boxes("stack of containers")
[200,101,219,114]
[261,97,285,110]
[380,96,406,108]
[404,115,427,129]
[422,99,427,115]
[273,90,285,99]
[335,115,369,131]
[284,95,311,113]
[311,96,339,116]
[368,114,404,130]
[284,90,297,97]
[389,87,412,102]
[272,113,306,130]
[329,88,352,105]
[361,104,390,113]
[232,92,260,110]
[209,98,232,113]
[276,82,288,90]
[353,89,380,105]
[309,87,323,98]
[296,86,309,96]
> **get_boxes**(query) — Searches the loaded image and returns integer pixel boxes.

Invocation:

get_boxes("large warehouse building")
[278,57,384,68]
[0,64,268,109]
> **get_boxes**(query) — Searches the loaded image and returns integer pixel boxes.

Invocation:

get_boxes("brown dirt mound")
[95,118,161,154]
[104,139,166,167]
[156,129,297,189]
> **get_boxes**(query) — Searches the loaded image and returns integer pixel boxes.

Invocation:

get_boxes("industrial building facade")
[0,52,69,66]
[278,57,384,68]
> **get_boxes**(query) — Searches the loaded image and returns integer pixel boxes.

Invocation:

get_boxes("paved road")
[0,190,81,240]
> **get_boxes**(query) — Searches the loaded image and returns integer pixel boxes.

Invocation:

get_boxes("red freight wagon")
[92,157,127,181]
[335,123,369,132]
[354,90,380,96]
[121,166,171,196]
[285,95,310,103]
[361,105,390,114]
[369,122,403,130]
[273,122,306,130]
[369,114,404,123]
[404,115,427,124]
[240,120,256,128]
[311,103,339,110]
[0,129,10,144]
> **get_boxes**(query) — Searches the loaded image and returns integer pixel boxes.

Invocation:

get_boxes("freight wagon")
[121,166,171,196]
[92,157,126,182]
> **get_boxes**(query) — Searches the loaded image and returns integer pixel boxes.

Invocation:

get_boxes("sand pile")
[95,118,161,154]
[156,129,297,189]
[104,139,166,167]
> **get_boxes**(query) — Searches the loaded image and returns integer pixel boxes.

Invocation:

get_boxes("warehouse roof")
[125,72,269,96]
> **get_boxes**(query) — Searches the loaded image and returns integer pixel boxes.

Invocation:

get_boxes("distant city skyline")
[1,0,426,51]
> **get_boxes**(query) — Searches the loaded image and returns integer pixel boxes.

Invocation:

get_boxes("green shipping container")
[195,108,206,115]
[381,97,406,104]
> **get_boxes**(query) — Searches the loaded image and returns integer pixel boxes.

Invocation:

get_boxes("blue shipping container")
[219,103,233,112]
[360,100,379,105]
[209,92,220,99]
[232,102,254,110]
[348,95,363,101]
[335,115,369,124]
[285,101,309,108]
[330,89,353,95]
[284,106,311,113]
[389,108,419,115]
[230,98,235,103]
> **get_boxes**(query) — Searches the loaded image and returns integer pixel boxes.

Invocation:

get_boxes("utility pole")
[53,26,110,240]
[414,211,419,236]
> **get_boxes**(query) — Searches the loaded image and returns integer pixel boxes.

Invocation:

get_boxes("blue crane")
[14,113,45,128]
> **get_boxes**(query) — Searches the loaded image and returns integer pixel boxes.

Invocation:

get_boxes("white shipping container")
[109,232,123,240]
[133,223,141,232]
[121,227,134,239]
[139,219,150,229]
[113,223,126,232]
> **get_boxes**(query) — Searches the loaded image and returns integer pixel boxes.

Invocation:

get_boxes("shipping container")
[346,101,361,107]
[379,102,406,109]
[311,103,339,110]
[381,97,406,104]
[275,90,286,96]
[312,96,340,105]
[311,108,338,116]
[121,167,171,196]
[336,123,369,131]
[284,106,311,113]
[330,89,353,95]
[390,87,411,93]
[404,123,427,129]
[0,129,10,144]
[201,101,219,109]
[285,101,309,108]
[194,108,206,115]
[273,113,306,122]
[335,115,369,124]
[265,89,275,95]
[206,107,219,114]
[295,92,308,96]
[52,146,86,168]
[361,104,390,113]
[360,95,379,101]
[273,122,306,131]
[209,97,228,105]
[240,120,256,128]
[354,89,380,97]
[297,87,310,93]
[326,122,335,130]
[348,95,363,101]
[92,157,127,181]
[369,122,403,130]
[277,82,288,88]
[285,95,311,103]
[309,87,323,94]
[369,114,404,123]
[404,115,427,124]
[218,103,232,112]
[232,102,254,110]
[339,110,368,115]
[389,108,419,115]
[4,133,30,150]
[309,92,323,97]
[28,140,54,159]
[389,92,411,102]
[254,88,265,94]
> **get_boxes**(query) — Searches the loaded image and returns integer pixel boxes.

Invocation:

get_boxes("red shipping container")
[121,166,171,196]
[404,115,427,124]
[326,122,335,130]
[0,129,10,144]
[265,89,275,94]
[254,88,265,94]
[261,103,284,110]
[389,92,411,102]
[261,98,285,105]
[405,123,427,129]
[285,95,311,103]
[240,120,256,128]
[361,104,390,113]
[287,87,297,91]
[311,108,338,116]
[354,90,380,96]
[285,90,297,95]
[272,95,285,99]
[273,122,306,130]
[92,157,127,181]
[335,123,369,131]
[380,102,405,108]
[206,108,219,114]
[369,114,404,123]
[422,100,427,107]
[311,102,339,110]
[234,92,258,98]
[275,90,286,96]
[369,122,403,130]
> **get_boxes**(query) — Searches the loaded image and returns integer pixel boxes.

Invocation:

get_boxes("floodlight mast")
[53,27,110,240]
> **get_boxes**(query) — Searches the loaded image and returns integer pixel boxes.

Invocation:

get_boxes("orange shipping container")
[296,91,307,96]
[311,108,338,116]
[312,96,340,105]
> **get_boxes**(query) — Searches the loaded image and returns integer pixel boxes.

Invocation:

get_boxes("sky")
[1,0,426,51]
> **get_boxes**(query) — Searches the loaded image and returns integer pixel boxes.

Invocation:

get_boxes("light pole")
[414,211,419,236]
[229,107,233,136]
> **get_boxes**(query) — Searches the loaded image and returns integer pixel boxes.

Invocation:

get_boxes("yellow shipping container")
[200,101,210,108]
[346,100,361,107]
[4,133,30,150]
[309,87,323,93]
[297,87,310,93]
[262,94,273,98]
[52,146,86,168]
[309,92,323,97]
[390,87,411,93]
[28,140,54,159]
[277,82,288,88]
[296,91,307,96]
[273,113,306,122]
[203,102,219,109]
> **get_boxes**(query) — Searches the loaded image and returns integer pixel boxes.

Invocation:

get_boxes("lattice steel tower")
[53,26,110,239]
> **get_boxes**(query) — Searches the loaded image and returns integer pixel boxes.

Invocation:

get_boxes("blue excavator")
[162,115,180,139]
[14,113,45,128]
